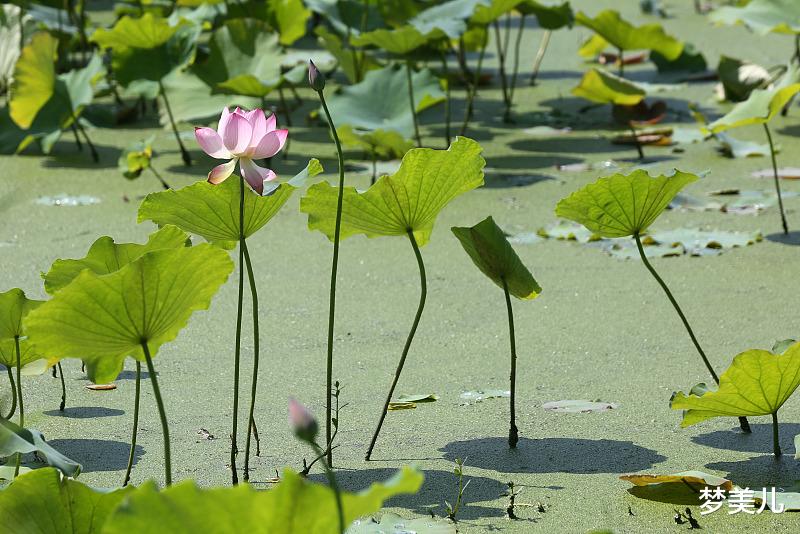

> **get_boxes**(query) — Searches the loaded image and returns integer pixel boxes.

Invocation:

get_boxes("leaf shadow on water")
[440,437,667,474]
[765,231,800,246]
[43,406,125,419]
[46,439,143,473]
[116,369,153,380]
[481,173,554,189]
[691,423,800,454]
[626,484,706,506]
[705,454,800,489]
[509,137,632,155]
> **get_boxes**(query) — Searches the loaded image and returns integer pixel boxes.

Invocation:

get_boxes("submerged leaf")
[301,137,484,247]
[0,419,81,478]
[671,342,800,425]
[555,169,698,238]
[452,216,541,300]
[542,400,618,413]
[24,245,234,384]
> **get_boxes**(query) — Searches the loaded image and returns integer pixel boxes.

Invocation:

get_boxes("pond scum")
[2,0,800,532]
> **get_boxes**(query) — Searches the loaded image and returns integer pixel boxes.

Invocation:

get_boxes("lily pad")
[0,418,81,478]
[542,400,618,413]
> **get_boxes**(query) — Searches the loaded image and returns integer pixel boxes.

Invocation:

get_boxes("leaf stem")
[123,361,141,487]
[149,166,171,190]
[459,37,487,136]
[242,236,260,482]
[230,175,246,485]
[763,123,789,234]
[405,59,422,147]
[70,112,98,162]
[502,278,518,448]
[440,50,451,148]
[312,442,345,533]
[158,80,191,167]
[493,20,510,118]
[13,336,23,477]
[629,122,644,160]
[772,411,782,457]
[317,87,347,467]
[506,14,525,123]
[634,234,751,433]
[529,30,551,86]
[57,362,66,412]
[141,340,171,486]
[618,48,624,77]
[365,230,427,460]
[4,366,16,420]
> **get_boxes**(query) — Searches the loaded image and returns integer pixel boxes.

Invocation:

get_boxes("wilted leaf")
[537,220,600,243]
[575,9,683,59]
[85,384,117,391]
[0,419,81,478]
[542,400,619,413]
[620,471,734,491]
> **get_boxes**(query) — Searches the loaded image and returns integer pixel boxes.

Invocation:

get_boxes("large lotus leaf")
[571,68,645,105]
[0,419,81,478]
[138,161,322,246]
[708,64,800,132]
[555,170,698,238]
[158,70,259,127]
[326,65,445,138]
[471,0,525,25]
[351,25,438,56]
[338,125,414,160]
[92,13,199,86]
[0,467,132,533]
[575,10,683,60]
[8,31,57,129]
[104,467,423,533]
[0,289,43,340]
[0,338,56,373]
[315,26,380,84]
[24,245,234,385]
[409,0,490,39]
[710,0,800,35]
[43,225,189,295]
[304,0,385,37]
[671,343,800,425]
[301,137,484,246]
[518,0,574,30]
[452,216,541,300]
[266,0,311,46]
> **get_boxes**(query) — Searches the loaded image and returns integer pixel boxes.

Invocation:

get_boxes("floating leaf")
[452,216,541,300]
[0,418,81,478]
[542,400,619,413]
[301,137,484,247]
[752,167,800,180]
[396,393,439,403]
[0,288,43,340]
[555,169,698,238]
[575,9,683,59]
[85,384,117,391]
[139,161,321,246]
[24,244,234,384]
[620,471,734,491]
[459,390,509,404]
[387,402,418,411]
[43,225,189,294]
[571,68,645,106]
[671,343,800,426]
[349,512,457,534]
[710,0,800,36]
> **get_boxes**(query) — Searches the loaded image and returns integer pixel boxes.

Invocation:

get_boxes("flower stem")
[772,411,782,457]
[634,234,752,433]
[365,230,427,460]
[763,123,789,234]
[502,278,518,448]
[312,442,345,533]
[241,237,260,482]
[4,366,16,420]
[14,336,23,476]
[141,340,171,486]
[230,175,246,485]
[405,59,422,147]
[529,30,551,86]
[158,80,191,167]
[57,362,66,412]
[459,37,487,136]
[123,361,141,487]
[317,87,347,467]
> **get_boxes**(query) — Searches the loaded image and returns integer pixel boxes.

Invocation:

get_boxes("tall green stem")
[230,175,246,485]
[493,20,510,119]
[158,80,191,166]
[312,443,345,533]
[365,230,427,460]
[123,361,141,486]
[763,123,789,234]
[242,238,260,482]
[13,336,23,476]
[634,234,751,433]
[4,367,16,420]
[149,166,171,190]
[459,38,487,136]
[629,122,644,160]
[772,412,782,457]
[618,48,624,77]
[141,341,171,486]
[405,59,422,147]
[506,14,525,123]
[317,88,347,467]
[502,279,518,448]
[57,362,66,412]
[440,50,451,147]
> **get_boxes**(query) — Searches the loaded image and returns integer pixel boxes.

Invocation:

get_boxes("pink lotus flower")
[195,107,288,195]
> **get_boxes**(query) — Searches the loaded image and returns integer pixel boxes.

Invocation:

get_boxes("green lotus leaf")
[571,68,645,105]
[716,55,770,102]
[0,288,43,340]
[24,245,234,384]
[104,467,423,533]
[158,70,260,127]
[351,25,438,56]
[578,33,608,58]
[0,420,81,478]
[671,343,800,425]
[118,135,156,179]
[708,64,800,132]
[42,225,189,295]
[338,125,414,160]
[8,31,56,129]
[300,137,484,246]
[575,9,683,60]
[265,0,312,46]
[0,467,132,532]
[0,338,55,373]
[518,0,574,30]
[710,0,800,36]
[409,0,490,39]
[91,13,199,86]
[554,170,699,238]
[651,43,707,74]
[305,0,385,37]
[452,216,541,300]
[315,26,380,84]
[326,65,445,138]
[138,161,322,246]
[471,0,525,25]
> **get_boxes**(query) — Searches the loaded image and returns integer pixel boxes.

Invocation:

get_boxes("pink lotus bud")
[308,60,325,91]
[288,398,318,443]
